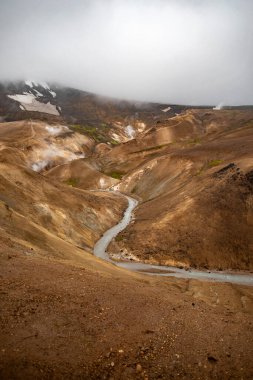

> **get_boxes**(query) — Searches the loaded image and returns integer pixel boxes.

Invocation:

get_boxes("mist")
[0,0,252,105]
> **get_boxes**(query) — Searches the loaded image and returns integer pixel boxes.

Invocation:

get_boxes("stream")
[94,194,253,286]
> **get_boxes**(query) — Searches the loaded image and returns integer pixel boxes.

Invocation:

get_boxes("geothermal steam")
[31,125,85,172]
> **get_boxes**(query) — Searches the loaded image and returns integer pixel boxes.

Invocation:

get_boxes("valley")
[0,81,253,379]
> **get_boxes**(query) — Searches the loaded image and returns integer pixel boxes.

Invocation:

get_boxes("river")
[94,194,253,286]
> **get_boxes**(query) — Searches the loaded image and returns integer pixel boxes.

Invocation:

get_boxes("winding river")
[94,194,253,286]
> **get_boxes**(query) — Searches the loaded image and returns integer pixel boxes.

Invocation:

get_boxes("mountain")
[1,80,253,379]
[106,109,253,270]
[1,80,253,269]
[0,80,191,145]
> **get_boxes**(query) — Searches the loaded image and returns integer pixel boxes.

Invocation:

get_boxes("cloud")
[0,0,252,105]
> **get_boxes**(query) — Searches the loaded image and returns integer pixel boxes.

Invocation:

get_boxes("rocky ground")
[1,245,253,380]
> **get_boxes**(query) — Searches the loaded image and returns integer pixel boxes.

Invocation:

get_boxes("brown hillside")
[106,110,253,270]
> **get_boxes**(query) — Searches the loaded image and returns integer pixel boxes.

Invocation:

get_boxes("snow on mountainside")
[5,80,243,146]
[0,80,180,144]
[7,81,60,115]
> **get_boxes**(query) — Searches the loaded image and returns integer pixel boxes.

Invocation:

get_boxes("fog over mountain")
[0,0,252,105]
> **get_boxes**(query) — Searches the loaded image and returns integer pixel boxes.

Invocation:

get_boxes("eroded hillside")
[1,88,253,380]
[1,106,252,271]
[0,120,127,261]
[100,109,253,270]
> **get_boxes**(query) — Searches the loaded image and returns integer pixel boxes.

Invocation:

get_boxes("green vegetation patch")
[207,159,223,168]
[70,124,122,146]
[131,185,138,194]
[65,178,79,187]
[70,124,109,143]
[194,159,223,176]
[186,137,201,145]
[194,168,203,176]
[115,235,123,242]
[107,171,124,180]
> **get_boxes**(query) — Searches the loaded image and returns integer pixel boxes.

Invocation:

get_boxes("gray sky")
[0,0,252,105]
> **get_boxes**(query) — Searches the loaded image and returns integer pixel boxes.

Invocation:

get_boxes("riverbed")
[94,194,253,286]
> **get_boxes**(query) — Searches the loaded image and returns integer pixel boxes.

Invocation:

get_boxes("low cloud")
[0,0,252,105]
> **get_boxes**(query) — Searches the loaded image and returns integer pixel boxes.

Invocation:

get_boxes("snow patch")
[49,90,56,98]
[7,93,59,116]
[34,89,43,97]
[8,94,35,104]
[25,80,39,88]
[162,106,171,113]
[39,81,50,90]
[25,80,34,88]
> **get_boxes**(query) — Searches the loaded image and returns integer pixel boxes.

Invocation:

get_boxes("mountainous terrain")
[0,80,190,145]
[0,81,253,379]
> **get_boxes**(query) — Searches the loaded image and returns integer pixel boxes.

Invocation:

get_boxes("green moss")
[115,235,123,242]
[110,139,120,145]
[194,168,203,176]
[107,171,124,180]
[70,124,108,143]
[207,159,223,168]
[186,137,201,145]
[194,159,223,176]
[65,178,79,187]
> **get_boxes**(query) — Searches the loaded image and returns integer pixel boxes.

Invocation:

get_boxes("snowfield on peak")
[25,80,52,91]
[162,106,171,112]
[7,92,59,116]
[8,93,35,105]
[39,81,50,90]
[49,90,56,98]
[25,80,34,88]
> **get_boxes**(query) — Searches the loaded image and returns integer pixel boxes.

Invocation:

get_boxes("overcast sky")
[0,0,252,105]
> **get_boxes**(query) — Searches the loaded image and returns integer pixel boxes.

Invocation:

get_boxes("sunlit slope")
[105,110,253,270]
[0,120,127,260]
